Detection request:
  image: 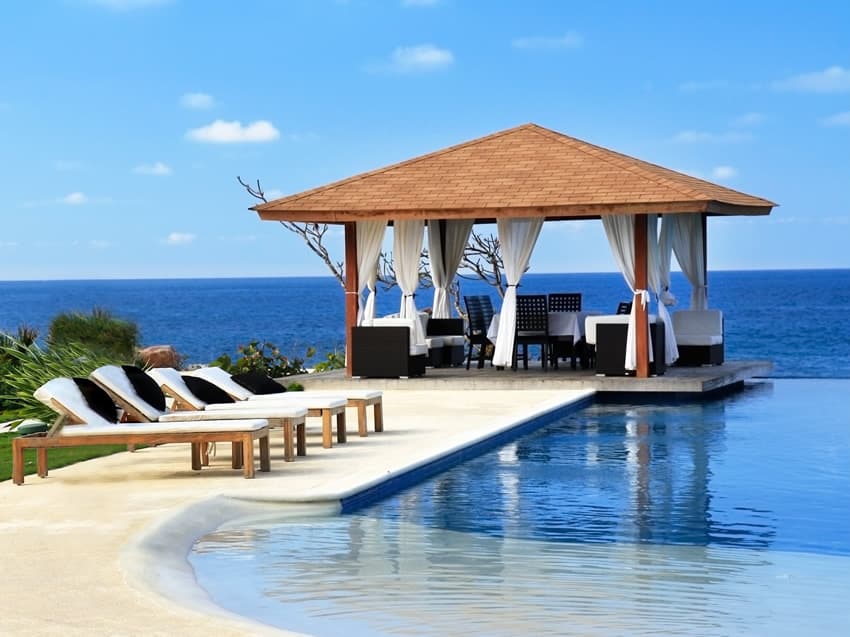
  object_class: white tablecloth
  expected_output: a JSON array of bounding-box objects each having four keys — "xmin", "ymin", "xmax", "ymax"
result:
[{"xmin": 488, "ymin": 311, "xmax": 596, "ymax": 342}]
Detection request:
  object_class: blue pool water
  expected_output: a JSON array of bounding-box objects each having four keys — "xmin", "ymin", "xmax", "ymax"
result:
[{"xmin": 190, "ymin": 379, "xmax": 850, "ymax": 635}]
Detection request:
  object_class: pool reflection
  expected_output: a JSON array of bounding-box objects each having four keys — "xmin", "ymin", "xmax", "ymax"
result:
[{"xmin": 367, "ymin": 394, "xmax": 777, "ymax": 551}]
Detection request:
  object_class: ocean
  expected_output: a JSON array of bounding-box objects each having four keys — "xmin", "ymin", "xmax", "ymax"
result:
[{"xmin": 0, "ymin": 269, "xmax": 847, "ymax": 378}]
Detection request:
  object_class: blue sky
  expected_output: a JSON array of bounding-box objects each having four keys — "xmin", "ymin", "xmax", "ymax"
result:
[{"xmin": 1, "ymin": 0, "xmax": 848, "ymax": 280}]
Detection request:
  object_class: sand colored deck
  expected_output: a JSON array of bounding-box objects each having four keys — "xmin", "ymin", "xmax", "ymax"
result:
[{"xmin": 0, "ymin": 389, "xmax": 591, "ymax": 636}]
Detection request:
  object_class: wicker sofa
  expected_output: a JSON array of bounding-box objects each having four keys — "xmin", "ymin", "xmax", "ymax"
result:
[
  {"xmin": 352, "ymin": 317, "xmax": 427, "ymax": 378},
  {"xmin": 672, "ymin": 309, "xmax": 724, "ymax": 366}
]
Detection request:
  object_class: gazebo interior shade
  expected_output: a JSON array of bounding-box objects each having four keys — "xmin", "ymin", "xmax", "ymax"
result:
[{"xmin": 254, "ymin": 123, "xmax": 775, "ymax": 225}]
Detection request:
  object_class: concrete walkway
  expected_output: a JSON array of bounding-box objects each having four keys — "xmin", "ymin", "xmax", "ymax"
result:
[{"xmin": 0, "ymin": 388, "xmax": 592, "ymax": 636}]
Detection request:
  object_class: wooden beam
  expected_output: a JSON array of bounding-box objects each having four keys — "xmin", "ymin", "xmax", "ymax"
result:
[
  {"xmin": 344, "ymin": 222, "xmax": 359, "ymax": 377},
  {"xmin": 701, "ymin": 213, "xmax": 708, "ymax": 307},
  {"xmin": 634, "ymin": 214, "xmax": 649, "ymax": 378}
]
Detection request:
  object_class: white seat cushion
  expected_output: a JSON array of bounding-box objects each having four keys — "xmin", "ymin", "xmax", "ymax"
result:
[
  {"xmin": 249, "ymin": 389, "xmax": 383, "ymax": 401},
  {"xmin": 60, "ymin": 419, "xmax": 268, "ymax": 436},
  {"xmin": 676, "ymin": 334, "xmax": 723, "ymax": 346},
  {"xmin": 161, "ymin": 406, "xmax": 306, "ymax": 421},
  {"xmin": 672, "ymin": 310, "xmax": 724, "ymax": 345},
  {"xmin": 203, "ymin": 393, "xmax": 344, "ymax": 411},
  {"xmin": 584, "ymin": 314, "xmax": 658, "ymax": 346},
  {"xmin": 425, "ymin": 336, "xmax": 447, "ymax": 348}
]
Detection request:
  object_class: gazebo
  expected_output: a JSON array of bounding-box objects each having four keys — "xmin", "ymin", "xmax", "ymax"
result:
[{"xmin": 253, "ymin": 123, "xmax": 775, "ymax": 378}]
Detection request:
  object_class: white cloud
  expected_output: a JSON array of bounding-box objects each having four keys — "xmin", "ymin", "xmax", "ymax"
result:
[
  {"xmin": 711, "ymin": 166, "xmax": 737, "ymax": 180},
  {"xmin": 85, "ymin": 0, "xmax": 173, "ymax": 10},
  {"xmin": 822, "ymin": 111, "xmax": 850, "ymax": 127},
  {"xmin": 773, "ymin": 65, "xmax": 850, "ymax": 93},
  {"xmin": 401, "ymin": 0, "xmax": 439, "ymax": 6},
  {"xmin": 62, "ymin": 192, "xmax": 88, "ymax": 205},
  {"xmin": 164, "ymin": 232, "xmax": 196, "ymax": 245},
  {"xmin": 511, "ymin": 31, "xmax": 583, "ymax": 50},
  {"xmin": 733, "ymin": 112, "xmax": 764, "ymax": 127},
  {"xmin": 186, "ymin": 119, "xmax": 280, "ymax": 143},
  {"xmin": 678, "ymin": 79, "xmax": 728, "ymax": 92},
  {"xmin": 264, "ymin": 189, "xmax": 284, "ymax": 200},
  {"xmin": 89, "ymin": 240, "xmax": 111, "ymax": 248},
  {"xmin": 671, "ymin": 130, "xmax": 753, "ymax": 143},
  {"xmin": 180, "ymin": 92, "xmax": 215, "ymax": 109},
  {"xmin": 370, "ymin": 44, "xmax": 454, "ymax": 73},
  {"xmin": 133, "ymin": 161, "xmax": 172, "ymax": 176}
]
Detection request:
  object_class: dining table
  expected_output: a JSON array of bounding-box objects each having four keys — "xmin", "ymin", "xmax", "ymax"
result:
[{"xmin": 487, "ymin": 311, "xmax": 599, "ymax": 345}]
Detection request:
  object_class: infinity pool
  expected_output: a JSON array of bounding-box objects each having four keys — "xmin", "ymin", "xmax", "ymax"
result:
[{"xmin": 190, "ymin": 380, "xmax": 850, "ymax": 635}]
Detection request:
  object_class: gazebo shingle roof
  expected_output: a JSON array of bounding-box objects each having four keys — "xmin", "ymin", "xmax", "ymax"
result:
[{"xmin": 254, "ymin": 123, "xmax": 775, "ymax": 223}]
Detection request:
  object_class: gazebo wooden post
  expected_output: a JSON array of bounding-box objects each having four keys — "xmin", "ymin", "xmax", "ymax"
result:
[
  {"xmin": 634, "ymin": 214, "xmax": 650, "ymax": 378},
  {"xmin": 344, "ymin": 222, "xmax": 359, "ymax": 377},
  {"xmin": 702, "ymin": 213, "xmax": 708, "ymax": 306}
]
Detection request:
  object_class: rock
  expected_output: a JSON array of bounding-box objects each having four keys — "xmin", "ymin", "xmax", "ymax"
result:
[{"xmin": 137, "ymin": 345, "xmax": 182, "ymax": 369}]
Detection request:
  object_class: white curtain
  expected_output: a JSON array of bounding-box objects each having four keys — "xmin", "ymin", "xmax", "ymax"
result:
[
  {"xmin": 658, "ymin": 216, "xmax": 678, "ymax": 308},
  {"xmin": 601, "ymin": 215, "xmax": 650, "ymax": 371},
  {"xmin": 428, "ymin": 219, "xmax": 474, "ymax": 319},
  {"xmin": 667, "ymin": 213, "xmax": 707, "ymax": 309},
  {"xmin": 647, "ymin": 215, "xmax": 678, "ymax": 365},
  {"xmin": 492, "ymin": 217, "xmax": 544, "ymax": 368},
  {"xmin": 394, "ymin": 219, "xmax": 426, "ymax": 344},
  {"xmin": 356, "ymin": 220, "xmax": 387, "ymax": 325}
]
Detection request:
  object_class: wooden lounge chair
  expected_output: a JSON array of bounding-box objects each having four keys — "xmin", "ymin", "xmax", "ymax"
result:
[
  {"xmin": 89, "ymin": 365, "xmax": 308, "ymax": 460},
  {"xmin": 12, "ymin": 377, "xmax": 270, "ymax": 485},
  {"xmin": 185, "ymin": 366, "xmax": 384, "ymax": 440}
]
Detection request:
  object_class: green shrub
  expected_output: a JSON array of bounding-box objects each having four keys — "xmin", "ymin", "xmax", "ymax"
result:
[
  {"xmin": 0, "ymin": 339, "xmax": 114, "ymax": 425},
  {"xmin": 312, "ymin": 348, "xmax": 346, "ymax": 372},
  {"xmin": 212, "ymin": 341, "xmax": 308, "ymax": 378},
  {"xmin": 49, "ymin": 307, "xmax": 138, "ymax": 361}
]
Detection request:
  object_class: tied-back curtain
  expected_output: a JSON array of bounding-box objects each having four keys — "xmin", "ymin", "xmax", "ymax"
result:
[
  {"xmin": 647, "ymin": 215, "xmax": 678, "ymax": 365},
  {"xmin": 356, "ymin": 220, "xmax": 387, "ymax": 325},
  {"xmin": 428, "ymin": 219, "xmax": 473, "ymax": 319},
  {"xmin": 492, "ymin": 217, "xmax": 544, "ymax": 368},
  {"xmin": 394, "ymin": 219, "xmax": 426, "ymax": 344},
  {"xmin": 668, "ymin": 213, "xmax": 707, "ymax": 309},
  {"xmin": 601, "ymin": 215, "xmax": 650, "ymax": 371}
]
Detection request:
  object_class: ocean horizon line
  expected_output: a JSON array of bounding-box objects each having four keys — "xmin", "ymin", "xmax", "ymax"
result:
[{"xmin": 1, "ymin": 266, "xmax": 848, "ymax": 285}]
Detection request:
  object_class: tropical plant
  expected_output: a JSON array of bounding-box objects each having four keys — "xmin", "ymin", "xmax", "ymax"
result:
[
  {"xmin": 49, "ymin": 307, "xmax": 139, "ymax": 361},
  {"xmin": 0, "ymin": 339, "xmax": 114, "ymax": 425},
  {"xmin": 311, "ymin": 348, "xmax": 346, "ymax": 372},
  {"xmin": 213, "ymin": 341, "xmax": 308, "ymax": 378}
]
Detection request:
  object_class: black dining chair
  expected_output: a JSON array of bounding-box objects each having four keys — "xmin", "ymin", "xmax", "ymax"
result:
[
  {"xmin": 463, "ymin": 295, "xmax": 495, "ymax": 369},
  {"xmin": 548, "ymin": 292, "xmax": 582, "ymax": 313},
  {"xmin": 548, "ymin": 293, "xmax": 582, "ymax": 369},
  {"xmin": 514, "ymin": 294, "xmax": 550, "ymax": 371}
]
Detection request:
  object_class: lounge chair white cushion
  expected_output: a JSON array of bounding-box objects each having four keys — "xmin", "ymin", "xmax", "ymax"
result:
[
  {"xmin": 672, "ymin": 310, "xmax": 724, "ymax": 346},
  {"xmin": 249, "ymin": 389, "xmax": 383, "ymax": 401},
  {"xmin": 185, "ymin": 366, "xmax": 254, "ymax": 401},
  {"xmin": 203, "ymin": 394, "xmax": 344, "ymax": 412},
  {"xmin": 159, "ymin": 406, "xmax": 306, "ymax": 422},
  {"xmin": 147, "ymin": 367, "xmax": 207, "ymax": 410},
  {"xmin": 91, "ymin": 365, "xmax": 167, "ymax": 422},
  {"xmin": 35, "ymin": 378, "xmax": 115, "ymax": 427},
  {"xmin": 60, "ymin": 419, "xmax": 268, "ymax": 436},
  {"xmin": 35, "ymin": 377, "xmax": 270, "ymax": 433}
]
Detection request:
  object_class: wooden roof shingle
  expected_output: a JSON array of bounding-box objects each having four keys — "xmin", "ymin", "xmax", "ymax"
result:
[{"xmin": 254, "ymin": 123, "xmax": 775, "ymax": 223}]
